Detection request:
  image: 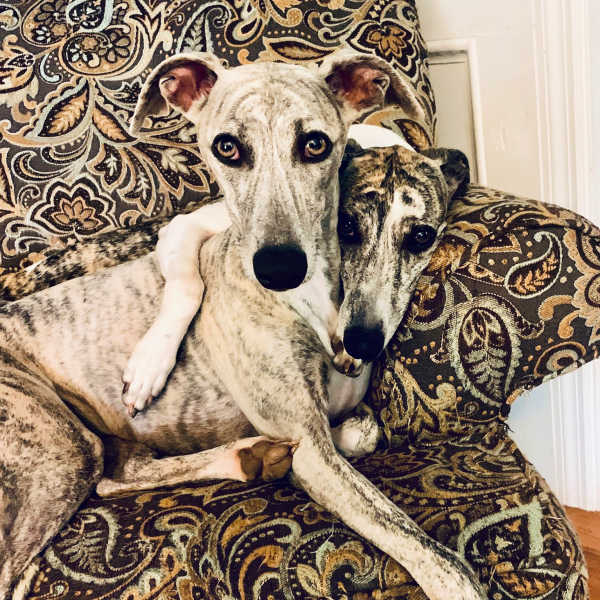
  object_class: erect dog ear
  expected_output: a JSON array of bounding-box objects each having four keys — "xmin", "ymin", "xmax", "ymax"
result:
[
  {"xmin": 130, "ymin": 53, "xmax": 225, "ymax": 135},
  {"xmin": 319, "ymin": 50, "xmax": 425, "ymax": 126},
  {"xmin": 420, "ymin": 148, "xmax": 470, "ymax": 200}
]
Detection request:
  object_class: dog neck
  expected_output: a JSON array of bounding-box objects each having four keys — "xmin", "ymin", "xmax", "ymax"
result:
[
  {"xmin": 279, "ymin": 231, "xmax": 340, "ymax": 357},
  {"xmin": 200, "ymin": 224, "xmax": 341, "ymax": 358}
]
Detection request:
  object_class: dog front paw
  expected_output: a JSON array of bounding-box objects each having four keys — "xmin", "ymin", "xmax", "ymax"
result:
[
  {"xmin": 331, "ymin": 335, "xmax": 363, "ymax": 377},
  {"xmin": 122, "ymin": 326, "xmax": 179, "ymax": 417}
]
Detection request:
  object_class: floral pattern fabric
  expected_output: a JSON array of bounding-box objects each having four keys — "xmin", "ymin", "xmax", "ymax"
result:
[
  {"xmin": 24, "ymin": 186, "xmax": 598, "ymax": 600},
  {"xmin": 3, "ymin": 0, "xmax": 598, "ymax": 597},
  {"xmin": 369, "ymin": 186, "xmax": 600, "ymax": 448},
  {"xmin": 25, "ymin": 431, "xmax": 588, "ymax": 600},
  {"xmin": 0, "ymin": 0, "xmax": 434, "ymax": 271}
]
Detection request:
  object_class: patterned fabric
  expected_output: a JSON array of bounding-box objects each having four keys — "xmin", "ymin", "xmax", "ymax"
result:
[
  {"xmin": 0, "ymin": 0, "xmax": 434, "ymax": 271},
  {"xmin": 369, "ymin": 185, "xmax": 600, "ymax": 447},
  {"xmin": 3, "ymin": 0, "xmax": 598, "ymax": 597},
  {"xmin": 25, "ymin": 430, "xmax": 587, "ymax": 600},
  {"xmin": 24, "ymin": 186, "xmax": 597, "ymax": 600}
]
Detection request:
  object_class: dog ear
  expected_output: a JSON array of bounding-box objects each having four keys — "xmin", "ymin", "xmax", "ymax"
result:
[
  {"xmin": 339, "ymin": 138, "xmax": 365, "ymax": 174},
  {"xmin": 130, "ymin": 53, "xmax": 225, "ymax": 135},
  {"xmin": 420, "ymin": 148, "xmax": 470, "ymax": 199},
  {"xmin": 320, "ymin": 50, "xmax": 425, "ymax": 125}
]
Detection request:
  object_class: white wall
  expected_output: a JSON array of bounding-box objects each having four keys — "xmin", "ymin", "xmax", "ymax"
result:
[{"xmin": 592, "ymin": 3, "xmax": 600, "ymax": 202}]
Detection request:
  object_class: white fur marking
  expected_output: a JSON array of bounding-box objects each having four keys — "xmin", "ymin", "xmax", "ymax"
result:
[
  {"xmin": 327, "ymin": 365, "xmax": 372, "ymax": 419},
  {"xmin": 282, "ymin": 255, "xmax": 337, "ymax": 356},
  {"xmin": 122, "ymin": 202, "xmax": 230, "ymax": 410},
  {"xmin": 389, "ymin": 188, "xmax": 426, "ymax": 223}
]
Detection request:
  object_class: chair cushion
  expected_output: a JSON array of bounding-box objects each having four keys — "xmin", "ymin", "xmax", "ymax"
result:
[
  {"xmin": 367, "ymin": 185, "xmax": 600, "ymax": 447},
  {"xmin": 25, "ymin": 427, "xmax": 587, "ymax": 599},
  {"xmin": 0, "ymin": 0, "xmax": 433, "ymax": 271}
]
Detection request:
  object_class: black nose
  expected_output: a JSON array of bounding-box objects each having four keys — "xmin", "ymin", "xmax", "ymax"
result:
[
  {"xmin": 343, "ymin": 326, "xmax": 384, "ymax": 361},
  {"xmin": 252, "ymin": 245, "xmax": 308, "ymax": 291}
]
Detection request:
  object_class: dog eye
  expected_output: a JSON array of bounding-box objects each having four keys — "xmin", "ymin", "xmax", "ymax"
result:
[
  {"xmin": 212, "ymin": 134, "xmax": 242, "ymax": 165},
  {"xmin": 338, "ymin": 213, "xmax": 361, "ymax": 244},
  {"xmin": 300, "ymin": 131, "xmax": 332, "ymax": 162},
  {"xmin": 403, "ymin": 225, "xmax": 437, "ymax": 254}
]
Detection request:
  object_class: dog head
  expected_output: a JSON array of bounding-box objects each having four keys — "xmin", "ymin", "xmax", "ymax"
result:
[
  {"xmin": 131, "ymin": 51, "xmax": 424, "ymax": 292},
  {"xmin": 336, "ymin": 145, "xmax": 469, "ymax": 362}
]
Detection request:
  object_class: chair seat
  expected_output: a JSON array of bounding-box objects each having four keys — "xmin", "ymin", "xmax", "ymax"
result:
[{"xmin": 26, "ymin": 428, "xmax": 587, "ymax": 600}]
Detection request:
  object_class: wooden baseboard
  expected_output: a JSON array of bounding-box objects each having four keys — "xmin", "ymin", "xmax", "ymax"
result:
[{"xmin": 565, "ymin": 507, "xmax": 600, "ymax": 597}]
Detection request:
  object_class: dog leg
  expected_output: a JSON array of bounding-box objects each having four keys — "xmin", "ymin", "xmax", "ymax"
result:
[
  {"xmin": 331, "ymin": 333, "xmax": 364, "ymax": 377},
  {"xmin": 122, "ymin": 202, "xmax": 231, "ymax": 414},
  {"xmin": 121, "ymin": 278, "xmax": 203, "ymax": 415},
  {"xmin": 96, "ymin": 435, "xmax": 296, "ymax": 497},
  {"xmin": 289, "ymin": 416, "xmax": 486, "ymax": 600},
  {"xmin": 0, "ymin": 359, "xmax": 104, "ymax": 599}
]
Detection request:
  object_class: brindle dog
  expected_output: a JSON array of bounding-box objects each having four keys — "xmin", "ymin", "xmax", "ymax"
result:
[{"xmin": 0, "ymin": 51, "xmax": 481, "ymax": 600}]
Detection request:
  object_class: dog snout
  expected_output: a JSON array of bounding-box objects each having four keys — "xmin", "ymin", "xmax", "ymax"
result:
[
  {"xmin": 252, "ymin": 245, "xmax": 308, "ymax": 291},
  {"xmin": 343, "ymin": 325, "xmax": 384, "ymax": 361}
]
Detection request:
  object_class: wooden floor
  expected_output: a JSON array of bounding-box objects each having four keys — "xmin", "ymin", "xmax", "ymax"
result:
[{"xmin": 565, "ymin": 507, "xmax": 600, "ymax": 598}]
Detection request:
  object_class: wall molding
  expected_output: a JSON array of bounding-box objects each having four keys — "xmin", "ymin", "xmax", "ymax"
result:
[
  {"xmin": 532, "ymin": 0, "xmax": 599, "ymax": 510},
  {"xmin": 427, "ymin": 38, "xmax": 487, "ymax": 185}
]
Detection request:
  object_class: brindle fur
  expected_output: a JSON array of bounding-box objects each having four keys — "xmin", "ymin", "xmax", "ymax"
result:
[
  {"xmin": 0, "ymin": 219, "xmax": 166, "ymax": 303},
  {"xmin": 0, "ymin": 52, "xmax": 483, "ymax": 600},
  {"xmin": 0, "ymin": 148, "xmax": 474, "ymax": 600},
  {"xmin": 336, "ymin": 146, "xmax": 469, "ymax": 348}
]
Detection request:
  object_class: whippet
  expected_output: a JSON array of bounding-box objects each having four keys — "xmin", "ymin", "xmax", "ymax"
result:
[
  {"xmin": 118, "ymin": 124, "xmax": 415, "ymax": 415},
  {"xmin": 0, "ymin": 51, "xmax": 483, "ymax": 600}
]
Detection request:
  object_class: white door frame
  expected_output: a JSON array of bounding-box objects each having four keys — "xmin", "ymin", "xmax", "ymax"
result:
[
  {"xmin": 531, "ymin": 0, "xmax": 599, "ymax": 510},
  {"xmin": 427, "ymin": 38, "xmax": 487, "ymax": 185}
]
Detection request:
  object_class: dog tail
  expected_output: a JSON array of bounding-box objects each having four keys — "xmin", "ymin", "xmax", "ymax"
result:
[{"xmin": 0, "ymin": 218, "xmax": 169, "ymax": 303}]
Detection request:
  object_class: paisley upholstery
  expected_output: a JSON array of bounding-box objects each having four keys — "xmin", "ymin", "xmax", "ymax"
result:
[
  {"xmin": 24, "ymin": 432, "xmax": 588, "ymax": 600},
  {"xmin": 2, "ymin": 0, "xmax": 597, "ymax": 598},
  {"xmin": 370, "ymin": 186, "xmax": 600, "ymax": 447},
  {"xmin": 24, "ymin": 187, "xmax": 598, "ymax": 600},
  {"xmin": 0, "ymin": 0, "xmax": 434, "ymax": 271}
]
